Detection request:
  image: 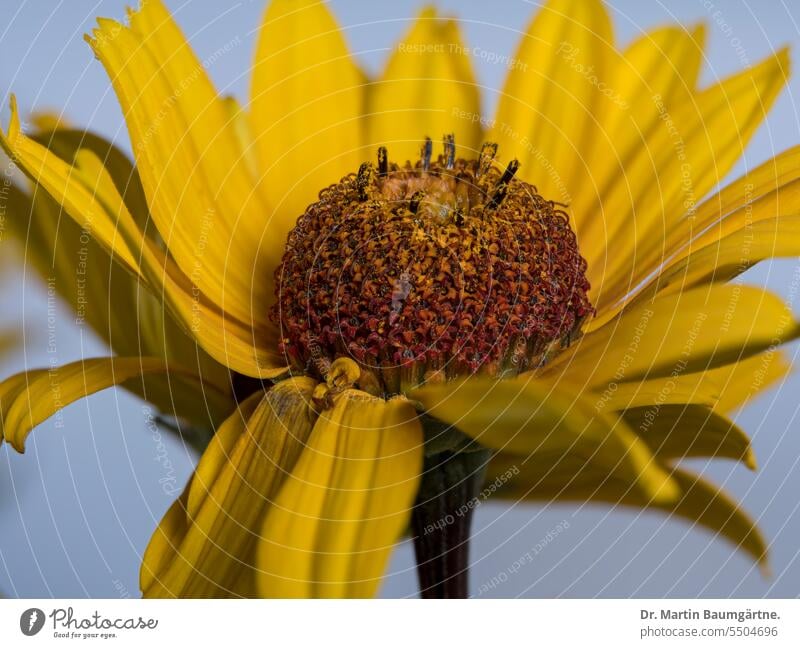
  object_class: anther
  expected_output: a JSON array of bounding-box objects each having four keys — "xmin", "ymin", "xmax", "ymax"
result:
[
  {"xmin": 488, "ymin": 159, "xmax": 520, "ymax": 209},
  {"xmin": 478, "ymin": 142, "xmax": 498, "ymax": 176},
  {"xmin": 327, "ymin": 357, "xmax": 361, "ymax": 389},
  {"xmin": 443, "ymin": 133, "xmax": 455, "ymax": 169},
  {"xmin": 377, "ymin": 146, "xmax": 389, "ymax": 177},
  {"xmin": 421, "ymin": 137, "xmax": 433, "ymax": 171},
  {"xmin": 357, "ymin": 162, "xmax": 372, "ymax": 201}
]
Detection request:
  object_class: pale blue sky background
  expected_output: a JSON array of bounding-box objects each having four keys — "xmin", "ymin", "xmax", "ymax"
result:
[{"xmin": 1, "ymin": 0, "xmax": 799, "ymax": 598}]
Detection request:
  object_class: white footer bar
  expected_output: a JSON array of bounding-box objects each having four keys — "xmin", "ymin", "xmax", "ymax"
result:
[{"xmin": 1, "ymin": 599, "xmax": 797, "ymax": 647}]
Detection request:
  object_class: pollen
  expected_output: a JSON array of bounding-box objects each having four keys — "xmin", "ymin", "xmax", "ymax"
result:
[{"xmin": 271, "ymin": 137, "xmax": 593, "ymax": 395}]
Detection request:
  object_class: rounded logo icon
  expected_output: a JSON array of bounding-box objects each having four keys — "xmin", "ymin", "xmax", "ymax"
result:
[{"xmin": 20, "ymin": 608, "xmax": 45, "ymax": 636}]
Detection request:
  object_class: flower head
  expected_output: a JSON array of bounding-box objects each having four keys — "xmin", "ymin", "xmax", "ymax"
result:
[
  {"xmin": 274, "ymin": 143, "xmax": 593, "ymax": 388},
  {"xmin": 0, "ymin": 0, "xmax": 797, "ymax": 597}
]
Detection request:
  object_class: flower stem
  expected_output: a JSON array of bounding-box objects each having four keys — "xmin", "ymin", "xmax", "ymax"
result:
[{"xmin": 411, "ymin": 449, "xmax": 490, "ymax": 598}]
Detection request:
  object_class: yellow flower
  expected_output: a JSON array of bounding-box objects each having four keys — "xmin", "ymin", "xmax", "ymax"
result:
[{"xmin": 0, "ymin": 0, "xmax": 797, "ymax": 597}]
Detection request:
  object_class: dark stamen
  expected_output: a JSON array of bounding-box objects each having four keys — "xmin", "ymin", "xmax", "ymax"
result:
[
  {"xmin": 409, "ymin": 190, "xmax": 425, "ymax": 214},
  {"xmin": 377, "ymin": 146, "xmax": 389, "ymax": 177},
  {"xmin": 357, "ymin": 162, "xmax": 372, "ymax": 201},
  {"xmin": 487, "ymin": 159, "xmax": 520, "ymax": 209},
  {"xmin": 478, "ymin": 142, "xmax": 498, "ymax": 176},
  {"xmin": 422, "ymin": 137, "xmax": 433, "ymax": 171},
  {"xmin": 443, "ymin": 133, "xmax": 455, "ymax": 169}
]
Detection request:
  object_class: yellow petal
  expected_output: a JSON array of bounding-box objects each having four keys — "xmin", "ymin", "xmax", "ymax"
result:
[
  {"xmin": 258, "ymin": 390, "xmax": 423, "ymax": 597},
  {"xmin": 0, "ymin": 357, "xmax": 214, "ymax": 452},
  {"xmin": 28, "ymin": 110, "xmax": 72, "ymax": 132},
  {"xmin": 487, "ymin": 456, "xmax": 768, "ymax": 567},
  {"xmin": 368, "ymin": 7, "xmax": 481, "ymax": 164},
  {"xmin": 675, "ymin": 145, "xmax": 800, "ymax": 252},
  {"xmin": 31, "ymin": 127, "xmax": 150, "ymax": 226},
  {"xmin": 0, "ymin": 370, "xmax": 49, "ymax": 423},
  {"xmin": 490, "ymin": 0, "xmax": 614, "ymax": 201},
  {"xmin": 597, "ymin": 24, "xmax": 704, "ymax": 159},
  {"xmin": 664, "ymin": 470, "xmax": 769, "ymax": 569},
  {"xmin": 222, "ymin": 96, "xmax": 260, "ymax": 181},
  {"xmin": 140, "ymin": 487, "xmax": 191, "ymax": 595},
  {"xmin": 74, "ymin": 146, "xmax": 286, "ymax": 378},
  {"xmin": 593, "ymin": 49, "xmax": 790, "ymax": 309},
  {"xmin": 711, "ymin": 351, "xmax": 791, "ymax": 414},
  {"xmin": 141, "ymin": 378, "xmax": 318, "ymax": 598},
  {"xmin": 620, "ymin": 404, "xmax": 756, "ymax": 469},
  {"xmin": 1, "ymin": 103, "xmax": 286, "ymax": 378},
  {"xmin": 74, "ymin": 145, "xmax": 285, "ymax": 377},
  {"xmin": 589, "ymin": 350, "xmax": 790, "ymax": 419},
  {"xmin": 413, "ymin": 377, "xmax": 677, "ymax": 503},
  {"xmin": 576, "ymin": 24, "xmax": 705, "ymax": 251},
  {"xmin": 5, "ymin": 122, "xmax": 235, "ymax": 418},
  {"xmin": 250, "ymin": 0, "xmax": 365, "ymax": 259},
  {"xmin": 560, "ymin": 284, "xmax": 799, "ymax": 384},
  {"xmin": 591, "ymin": 147, "xmax": 800, "ymax": 328},
  {"xmin": 7, "ymin": 185, "xmax": 233, "ymax": 425},
  {"xmin": 641, "ymin": 216, "xmax": 800, "ymax": 303},
  {"xmin": 590, "ymin": 375, "xmax": 717, "ymax": 412},
  {"xmin": 0, "ymin": 96, "xmax": 138, "ymax": 273},
  {"xmin": 87, "ymin": 3, "xmax": 278, "ymax": 330}
]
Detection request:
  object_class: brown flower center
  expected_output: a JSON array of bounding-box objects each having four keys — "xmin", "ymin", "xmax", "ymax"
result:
[{"xmin": 271, "ymin": 138, "xmax": 593, "ymax": 395}]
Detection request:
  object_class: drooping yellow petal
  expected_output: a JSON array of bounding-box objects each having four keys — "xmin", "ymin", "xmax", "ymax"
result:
[
  {"xmin": 620, "ymin": 404, "xmax": 756, "ymax": 469},
  {"xmin": 258, "ymin": 390, "xmax": 423, "ymax": 597},
  {"xmin": 250, "ymin": 0, "xmax": 365, "ymax": 259},
  {"xmin": 5, "ymin": 121, "xmax": 236, "ymax": 417},
  {"xmin": 490, "ymin": 0, "xmax": 614, "ymax": 202},
  {"xmin": 142, "ymin": 378, "xmax": 317, "ymax": 598},
  {"xmin": 711, "ymin": 351, "xmax": 791, "ymax": 414},
  {"xmin": 368, "ymin": 7, "xmax": 481, "ymax": 164},
  {"xmin": 0, "ymin": 102, "xmax": 286, "ymax": 378},
  {"xmin": 7, "ymin": 183, "xmax": 234, "ymax": 425},
  {"xmin": 590, "ymin": 374, "xmax": 717, "ymax": 412},
  {"xmin": 31, "ymin": 127, "xmax": 150, "ymax": 226},
  {"xmin": 71, "ymin": 149, "xmax": 284, "ymax": 373},
  {"xmin": 0, "ymin": 370, "xmax": 49, "ymax": 424},
  {"xmin": 487, "ymin": 456, "xmax": 768, "ymax": 567},
  {"xmin": 588, "ymin": 350, "xmax": 790, "ymax": 427},
  {"xmin": 413, "ymin": 377, "xmax": 677, "ymax": 503},
  {"xmin": 87, "ymin": 2, "xmax": 279, "ymax": 330},
  {"xmin": 28, "ymin": 110, "xmax": 72, "ymax": 132},
  {"xmin": 560, "ymin": 284, "xmax": 798, "ymax": 385},
  {"xmin": 0, "ymin": 357, "xmax": 215, "ymax": 452},
  {"xmin": 592, "ymin": 49, "xmax": 790, "ymax": 309},
  {"xmin": 0, "ymin": 96, "xmax": 138, "ymax": 273}
]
